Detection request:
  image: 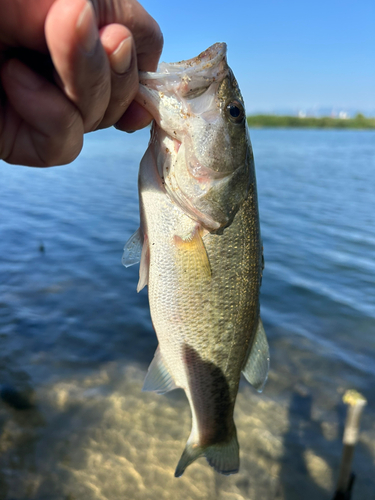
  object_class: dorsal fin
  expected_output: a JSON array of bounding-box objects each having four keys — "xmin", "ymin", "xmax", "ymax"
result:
[{"xmin": 242, "ymin": 318, "xmax": 270, "ymax": 393}]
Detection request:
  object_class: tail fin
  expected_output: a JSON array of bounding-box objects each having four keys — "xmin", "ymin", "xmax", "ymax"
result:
[
  {"xmin": 205, "ymin": 434, "xmax": 239, "ymax": 476},
  {"xmin": 174, "ymin": 442, "xmax": 204, "ymax": 478},
  {"xmin": 174, "ymin": 430, "xmax": 239, "ymax": 477}
]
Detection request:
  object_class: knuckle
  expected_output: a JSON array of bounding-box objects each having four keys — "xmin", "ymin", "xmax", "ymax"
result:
[
  {"xmin": 57, "ymin": 101, "xmax": 82, "ymax": 134},
  {"xmin": 151, "ymin": 21, "xmax": 164, "ymax": 54},
  {"xmin": 42, "ymin": 136, "xmax": 83, "ymax": 167},
  {"xmin": 38, "ymin": 109, "xmax": 84, "ymax": 166},
  {"xmin": 140, "ymin": 23, "xmax": 164, "ymax": 58}
]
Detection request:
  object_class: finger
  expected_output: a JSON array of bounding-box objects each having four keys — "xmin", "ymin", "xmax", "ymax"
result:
[
  {"xmin": 0, "ymin": 0, "xmax": 54, "ymax": 51},
  {"xmin": 115, "ymin": 101, "xmax": 153, "ymax": 133},
  {"xmin": 91, "ymin": 0, "xmax": 164, "ymax": 71},
  {"xmin": 98, "ymin": 23, "xmax": 138, "ymax": 129},
  {"xmin": 0, "ymin": 59, "xmax": 83, "ymax": 166},
  {"xmin": 45, "ymin": 0, "xmax": 111, "ymax": 132}
]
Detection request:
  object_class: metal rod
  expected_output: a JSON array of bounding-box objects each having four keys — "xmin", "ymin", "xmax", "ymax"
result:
[{"xmin": 333, "ymin": 390, "xmax": 367, "ymax": 499}]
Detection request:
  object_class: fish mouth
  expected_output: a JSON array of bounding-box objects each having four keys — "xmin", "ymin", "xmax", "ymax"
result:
[
  {"xmin": 135, "ymin": 43, "xmax": 228, "ymax": 120},
  {"xmin": 139, "ymin": 42, "xmax": 227, "ymax": 82}
]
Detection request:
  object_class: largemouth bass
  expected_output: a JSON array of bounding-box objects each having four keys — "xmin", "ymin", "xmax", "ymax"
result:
[{"xmin": 123, "ymin": 43, "xmax": 269, "ymax": 477}]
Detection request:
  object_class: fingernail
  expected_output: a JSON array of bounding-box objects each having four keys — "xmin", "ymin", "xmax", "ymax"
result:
[
  {"xmin": 6, "ymin": 60, "xmax": 44, "ymax": 91},
  {"xmin": 110, "ymin": 37, "xmax": 132, "ymax": 75},
  {"xmin": 76, "ymin": 1, "xmax": 98, "ymax": 54}
]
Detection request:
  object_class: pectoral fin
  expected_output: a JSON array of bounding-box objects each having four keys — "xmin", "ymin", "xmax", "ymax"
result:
[
  {"xmin": 137, "ymin": 234, "xmax": 150, "ymax": 292},
  {"xmin": 174, "ymin": 226, "xmax": 211, "ymax": 278},
  {"xmin": 242, "ymin": 318, "xmax": 270, "ymax": 393},
  {"xmin": 122, "ymin": 227, "xmax": 143, "ymax": 267},
  {"xmin": 122, "ymin": 228, "xmax": 149, "ymax": 292},
  {"xmin": 143, "ymin": 347, "xmax": 178, "ymax": 394}
]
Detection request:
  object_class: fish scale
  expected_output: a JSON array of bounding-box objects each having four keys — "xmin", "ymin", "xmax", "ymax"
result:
[{"xmin": 123, "ymin": 43, "xmax": 269, "ymax": 477}]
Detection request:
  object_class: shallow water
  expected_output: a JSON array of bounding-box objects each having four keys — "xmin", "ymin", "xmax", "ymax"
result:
[{"xmin": 0, "ymin": 128, "xmax": 374, "ymax": 499}]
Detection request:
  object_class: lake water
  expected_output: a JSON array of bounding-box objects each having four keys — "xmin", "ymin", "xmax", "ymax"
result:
[{"xmin": 0, "ymin": 128, "xmax": 374, "ymax": 500}]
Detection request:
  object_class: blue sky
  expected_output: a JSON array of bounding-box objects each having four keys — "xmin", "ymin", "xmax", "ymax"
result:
[{"xmin": 141, "ymin": 0, "xmax": 375, "ymax": 115}]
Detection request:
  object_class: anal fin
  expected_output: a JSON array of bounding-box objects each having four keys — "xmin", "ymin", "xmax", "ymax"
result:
[
  {"xmin": 242, "ymin": 318, "xmax": 270, "ymax": 393},
  {"xmin": 142, "ymin": 347, "xmax": 178, "ymax": 394}
]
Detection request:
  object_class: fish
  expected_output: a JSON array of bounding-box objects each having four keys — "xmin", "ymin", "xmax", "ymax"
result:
[{"xmin": 122, "ymin": 43, "xmax": 269, "ymax": 477}]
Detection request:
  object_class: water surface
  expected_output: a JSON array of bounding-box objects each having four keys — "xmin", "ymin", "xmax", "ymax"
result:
[{"xmin": 0, "ymin": 128, "xmax": 374, "ymax": 499}]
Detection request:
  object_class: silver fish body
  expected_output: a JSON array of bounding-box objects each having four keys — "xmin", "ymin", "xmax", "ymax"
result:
[{"xmin": 123, "ymin": 43, "xmax": 269, "ymax": 477}]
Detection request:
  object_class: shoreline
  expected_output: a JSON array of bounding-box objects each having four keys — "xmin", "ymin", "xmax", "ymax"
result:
[{"xmin": 246, "ymin": 114, "xmax": 375, "ymax": 129}]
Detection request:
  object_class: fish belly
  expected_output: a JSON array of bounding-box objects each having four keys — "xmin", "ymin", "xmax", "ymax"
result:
[{"xmin": 141, "ymin": 159, "xmax": 261, "ymax": 428}]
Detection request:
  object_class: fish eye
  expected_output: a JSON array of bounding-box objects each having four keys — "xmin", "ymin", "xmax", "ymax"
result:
[{"xmin": 226, "ymin": 101, "xmax": 245, "ymax": 123}]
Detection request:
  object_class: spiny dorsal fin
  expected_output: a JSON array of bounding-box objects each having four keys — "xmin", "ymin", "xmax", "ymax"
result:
[
  {"xmin": 122, "ymin": 227, "xmax": 143, "ymax": 267},
  {"xmin": 142, "ymin": 347, "xmax": 178, "ymax": 394},
  {"xmin": 242, "ymin": 318, "xmax": 270, "ymax": 393}
]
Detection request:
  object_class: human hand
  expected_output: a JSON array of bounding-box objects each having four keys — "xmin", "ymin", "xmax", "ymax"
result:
[{"xmin": 0, "ymin": 0, "xmax": 163, "ymax": 166}]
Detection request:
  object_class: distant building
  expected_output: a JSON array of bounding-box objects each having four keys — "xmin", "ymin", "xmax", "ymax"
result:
[
  {"xmin": 298, "ymin": 110, "xmax": 306, "ymax": 118},
  {"xmin": 339, "ymin": 111, "xmax": 349, "ymax": 119}
]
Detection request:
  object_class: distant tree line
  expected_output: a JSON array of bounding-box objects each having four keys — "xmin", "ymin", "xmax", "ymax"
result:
[{"xmin": 246, "ymin": 113, "xmax": 375, "ymax": 129}]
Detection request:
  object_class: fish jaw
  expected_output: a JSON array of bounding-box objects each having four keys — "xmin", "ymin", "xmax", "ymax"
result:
[
  {"xmin": 135, "ymin": 43, "xmax": 252, "ymax": 231},
  {"xmin": 135, "ymin": 42, "xmax": 228, "ymax": 137}
]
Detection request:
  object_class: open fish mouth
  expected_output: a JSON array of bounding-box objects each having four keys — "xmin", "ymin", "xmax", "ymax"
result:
[
  {"xmin": 135, "ymin": 43, "xmax": 229, "ymax": 120},
  {"xmin": 138, "ymin": 42, "xmax": 227, "ymax": 87}
]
